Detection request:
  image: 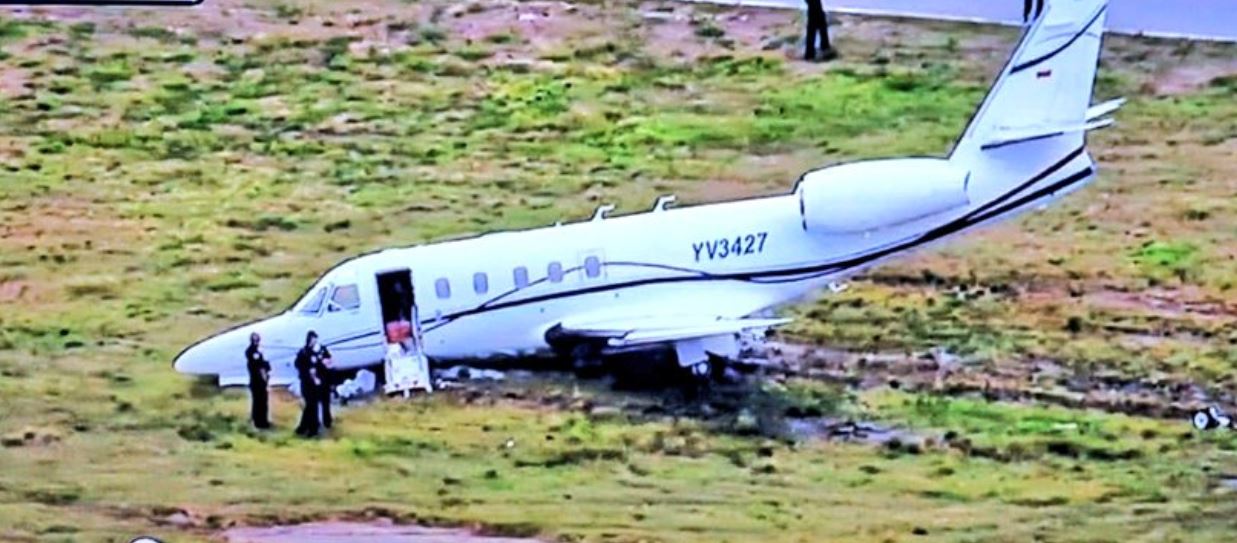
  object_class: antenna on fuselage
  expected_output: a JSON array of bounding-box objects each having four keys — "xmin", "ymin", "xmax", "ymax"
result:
[
  {"xmin": 591, "ymin": 204, "xmax": 615, "ymax": 221},
  {"xmin": 652, "ymin": 195, "xmax": 677, "ymax": 212}
]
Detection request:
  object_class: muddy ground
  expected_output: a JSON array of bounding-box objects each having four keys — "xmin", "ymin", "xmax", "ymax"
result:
[{"xmin": 425, "ymin": 334, "xmax": 1233, "ymax": 429}]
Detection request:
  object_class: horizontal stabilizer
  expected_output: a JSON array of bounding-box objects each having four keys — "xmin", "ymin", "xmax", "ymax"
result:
[
  {"xmin": 1086, "ymin": 97, "xmax": 1126, "ymax": 122},
  {"xmin": 981, "ymin": 118, "xmax": 1114, "ymax": 150}
]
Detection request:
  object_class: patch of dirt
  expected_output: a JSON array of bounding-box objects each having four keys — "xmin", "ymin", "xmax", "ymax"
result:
[
  {"xmin": 9, "ymin": 0, "xmax": 432, "ymax": 48},
  {"xmin": 637, "ymin": 3, "xmax": 762, "ymax": 63},
  {"xmin": 223, "ymin": 519, "xmax": 544, "ymax": 543},
  {"xmin": 446, "ymin": 1, "xmax": 531, "ymax": 43},
  {"xmin": 441, "ymin": 1, "xmax": 609, "ymax": 68},
  {"xmin": 714, "ymin": 7, "xmax": 797, "ymax": 49},
  {"xmin": 0, "ymin": 67, "xmax": 31, "ymax": 98},
  {"xmin": 1149, "ymin": 59, "xmax": 1237, "ymax": 96},
  {"xmin": 0, "ymin": 196, "xmax": 149, "ymax": 251},
  {"xmin": 0, "ymin": 280, "xmax": 30, "ymax": 303},
  {"xmin": 682, "ymin": 178, "xmax": 769, "ymax": 203},
  {"xmin": 1082, "ymin": 287, "xmax": 1237, "ymax": 322}
]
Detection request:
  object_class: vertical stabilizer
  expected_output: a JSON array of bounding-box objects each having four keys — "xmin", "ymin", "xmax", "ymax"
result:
[
  {"xmin": 952, "ymin": 0, "xmax": 1109, "ymax": 161},
  {"xmin": 950, "ymin": 0, "xmax": 1109, "ymax": 210}
]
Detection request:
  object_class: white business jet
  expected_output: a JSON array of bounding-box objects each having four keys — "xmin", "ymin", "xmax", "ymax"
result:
[{"xmin": 175, "ymin": 0, "xmax": 1122, "ymax": 387}]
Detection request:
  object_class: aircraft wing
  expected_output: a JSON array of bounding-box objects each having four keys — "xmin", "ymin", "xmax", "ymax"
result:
[{"xmin": 557, "ymin": 315, "xmax": 791, "ymax": 348}]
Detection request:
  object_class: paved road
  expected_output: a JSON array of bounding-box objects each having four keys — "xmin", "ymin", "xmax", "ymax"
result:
[{"xmin": 680, "ymin": 0, "xmax": 1237, "ymax": 42}]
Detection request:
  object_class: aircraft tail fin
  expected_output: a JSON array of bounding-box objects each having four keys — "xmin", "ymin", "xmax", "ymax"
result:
[
  {"xmin": 952, "ymin": 0, "xmax": 1111, "ymax": 161},
  {"xmin": 949, "ymin": 0, "xmax": 1112, "ymax": 208}
]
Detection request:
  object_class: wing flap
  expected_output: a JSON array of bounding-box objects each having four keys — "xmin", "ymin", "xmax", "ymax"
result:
[
  {"xmin": 557, "ymin": 315, "xmax": 790, "ymax": 348},
  {"xmin": 608, "ymin": 318, "xmax": 790, "ymax": 348}
]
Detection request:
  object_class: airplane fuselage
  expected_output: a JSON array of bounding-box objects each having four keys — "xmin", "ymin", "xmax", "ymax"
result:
[{"xmin": 174, "ymin": 0, "xmax": 1113, "ymax": 386}]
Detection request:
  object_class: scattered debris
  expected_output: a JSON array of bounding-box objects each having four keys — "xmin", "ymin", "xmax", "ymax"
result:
[
  {"xmin": 0, "ymin": 428, "xmax": 62, "ymax": 448},
  {"xmin": 337, "ymin": 370, "xmax": 378, "ymax": 401},
  {"xmin": 757, "ymin": 341, "xmax": 1235, "ymax": 421},
  {"xmin": 1219, "ymin": 476, "xmax": 1237, "ymax": 492},
  {"xmin": 436, "ymin": 366, "xmax": 507, "ymax": 384},
  {"xmin": 785, "ymin": 417, "xmax": 929, "ymax": 447}
]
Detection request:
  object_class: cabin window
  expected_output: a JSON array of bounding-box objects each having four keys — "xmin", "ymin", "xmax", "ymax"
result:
[
  {"xmin": 473, "ymin": 272, "xmax": 489, "ymax": 295},
  {"xmin": 584, "ymin": 256, "xmax": 602, "ymax": 279},
  {"xmin": 547, "ymin": 261, "xmax": 564, "ymax": 283},
  {"xmin": 435, "ymin": 278, "xmax": 451, "ymax": 299},
  {"xmin": 513, "ymin": 266, "xmax": 529, "ymax": 288},
  {"xmin": 298, "ymin": 287, "xmax": 327, "ymax": 315},
  {"xmin": 327, "ymin": 284, "xmax": 360, "ymax": 312}
]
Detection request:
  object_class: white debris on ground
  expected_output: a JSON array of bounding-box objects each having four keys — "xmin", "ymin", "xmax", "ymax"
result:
[
  {"xmin": 336, "ymin": 370, "xmax": 378, "ymax": 401},
  {"xmin": 436, "ymin": 366, "xmax": 507, "ymax": 385}
]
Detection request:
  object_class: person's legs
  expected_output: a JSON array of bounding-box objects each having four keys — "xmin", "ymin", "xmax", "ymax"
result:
[
  {"xmin": 296, "ymin": 386, "xmax": 319, "ymax": 437},
  {"xmin": 319, "ymin": 386, "xmax": 333, "ymax": 430},
  {"xmin": 818, "ymin": 12, "xmax": 835, "ymax": 59},
  {"xmin": 251, "ymin": 387, "xmax": 270, "ymax": 429},
  {"xmin": 804, "ymin": 13, "xmax": 819, "ymax": 60}
]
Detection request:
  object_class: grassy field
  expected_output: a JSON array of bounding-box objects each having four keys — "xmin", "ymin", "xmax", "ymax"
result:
[{"xmin": 0, "ymin": 0, "xmax": 1235, "ymax": 541}]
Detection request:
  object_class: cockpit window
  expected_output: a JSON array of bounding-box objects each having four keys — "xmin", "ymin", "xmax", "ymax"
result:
[
  {"xmin": 327, "ymin": 284, "xmax": 360, "ymax": 312},
  {"xmin": 299, "ymin": 287, "xmax": 327, "ymax": 315}
]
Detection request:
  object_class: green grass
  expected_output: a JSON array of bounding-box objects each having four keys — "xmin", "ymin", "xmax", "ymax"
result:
[{"xmin": 0, "ymin": 0, "xmax": 1235, "ymax": 540}]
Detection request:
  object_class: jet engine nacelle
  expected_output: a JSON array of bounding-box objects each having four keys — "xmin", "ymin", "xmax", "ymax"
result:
[{"xmin": 797, "ymin": 158, "xmax": 970, "ymax": 234}]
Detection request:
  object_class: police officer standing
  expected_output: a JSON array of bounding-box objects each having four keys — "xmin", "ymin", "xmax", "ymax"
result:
[
  {"xmin": 803, "ymin": 0, "xmax": 835, "ymax": 61},
  {"xmin": 1024, "ymin": 0, "xmax": 1045, "ymax": 22},
  {"xmin": 245, "ymin": 332, "xmax": 272, "ymax": 430},
  {"xmin": 294, "ymin": 331, "xmax": 322, "ymax": 437},
  {"xmin": 315, "ymin": 342, "xmax": 334, "ymax": 431}
]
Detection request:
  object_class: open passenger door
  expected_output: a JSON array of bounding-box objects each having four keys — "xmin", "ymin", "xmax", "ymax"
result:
[{"xmin": 375, "ymin": 269, "xmax": 432, "ymax": 395}]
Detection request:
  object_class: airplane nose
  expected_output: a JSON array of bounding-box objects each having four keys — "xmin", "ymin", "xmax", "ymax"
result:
[
  {"xmin": 173, "ymin": 339, "xmax": 225, "ymax": 375},
  {"xmin": 174, "ymin": 318, "xmax": 292, "ymax": 379},
  {"xmin": 174, "ymin": 325, "xmax": 256, "ymax": 376}
]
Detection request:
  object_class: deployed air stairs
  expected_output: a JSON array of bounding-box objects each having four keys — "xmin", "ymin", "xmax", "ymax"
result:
[{"xmin": 382, "ymin": 314, "xmax": 433, "ymax": 396}]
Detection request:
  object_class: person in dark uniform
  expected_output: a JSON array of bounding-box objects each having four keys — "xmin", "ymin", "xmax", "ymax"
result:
[
  {"xmin": 803, "ymin": 0, "xmax": 834, "ymax": 61},
  {"xmin": 245, "ymin": 332, "xmax": 272, "ymax": 430},
  {"xmin": 1024, "ymin": 0, "xmax": 1045, "ymax": 22},
  {"xmin": 391, "ymin": 281, "xmax": 411, "ymax": 322},
  {"xmin": 294, "ymin": 331, "xmax": 322, "ymax": 437},
  {"xmin": 314, "ymin": 343, "xmax": 334, "ymax": 431}
]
